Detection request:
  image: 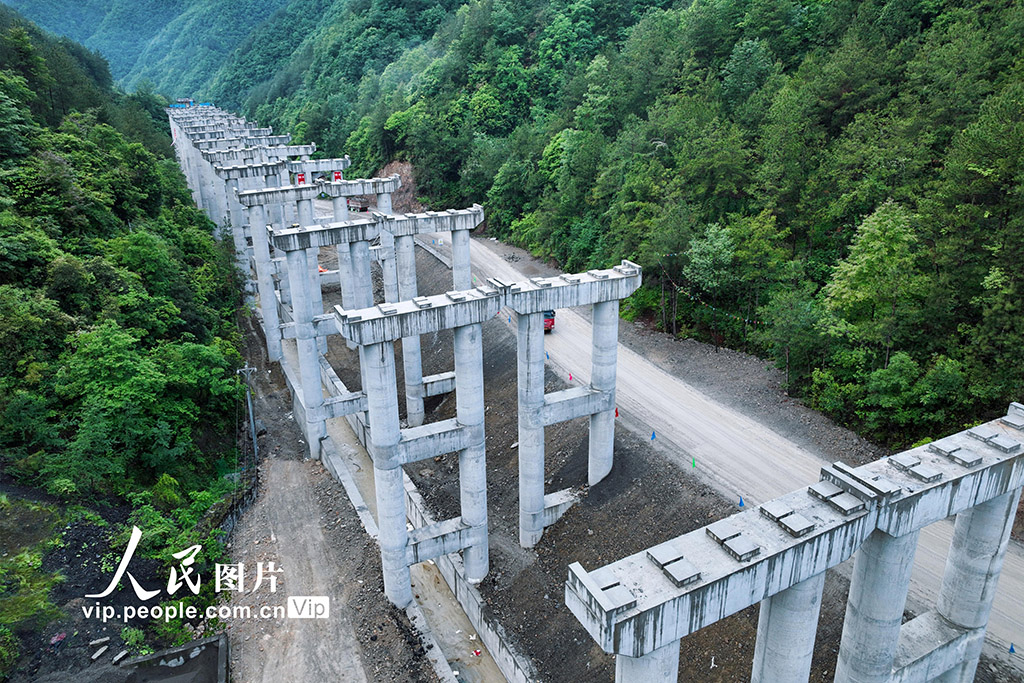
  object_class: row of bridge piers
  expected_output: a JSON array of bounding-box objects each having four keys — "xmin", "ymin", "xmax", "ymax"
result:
[
  {"xmin": 168, "ymin": 104, "xmax": 1023, "ymax": 683},
  {"xmin": 167, "ymin": 105, "xmax": 641, "ymax": 610}
]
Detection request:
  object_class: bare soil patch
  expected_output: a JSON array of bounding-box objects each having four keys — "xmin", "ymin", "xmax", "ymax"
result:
[{"xmin": 222, "ymin": 316, "xmax": 438, "ymax": 683}]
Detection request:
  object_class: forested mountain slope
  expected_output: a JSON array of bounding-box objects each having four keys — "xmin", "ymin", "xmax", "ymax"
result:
[
  {"xmin": 10, "ymin": 0, "xmax": 1022, "ymax": 445},
  {"xmin": 1, "ymin": 0, "xmax": 287, "ymax": 91},
  {"xmin": 1, "ymin": 7, "xmax": 242, "ymax": 674},
  {"xmin": 224, "ymin": 0, "xmax": 1024, "ymax": 445}
]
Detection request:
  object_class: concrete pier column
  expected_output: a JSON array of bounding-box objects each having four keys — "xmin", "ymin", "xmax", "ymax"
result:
[
  {"xmin": 181, "ymin": 142, "xmax": 201, "ymax": 206},
  {"xmin": 395, "ymin": 234, "xmax": 424, "ymax": 426},
  {"xmin": 359, "ymin": 341, "xmax": 412, "ymax": 608},
  {"xmin": 934, "ymin": 487, "xmax": 1023, "ymax": 682},
  {"xmin": 267, "ymin": 172, "xmax": 287, "ymax": 228},
  {"xmin": 202, "ymin": 158, "xmax": 225, "ymax": 230},
  {"xmin": 297, "ymin": 197, "xmax": 314, "ymax": 226},
  {"xmin": 614, "ymin": 640, "xmax": 679, "ymax": 682},
  {"xmin": 245, "ymin": 203, "xmax": 282, "ymax": 361},
  {"xmin": 379, "ymin": 231, "xmax": 400, "ymax": 303},
  {"xmin": 194, "ymin": 150, "xmax": 212, "ymax": 218},
  {"xmin": 589, "ymin": 299, "xmax": 618, "ymax": 486},
  {"xmin": 454, "ymin": 323, "xmax": 488, "ymax": 582},
  {"xmin": 751, "ymin": 571, "xmax": 825, "ymax": 683},
  {"xmin": 350, "ymin": 240, "xmax": 374, "ymax": 417},
  {"xmin": 279, "ymin": 170, "xmax": 296, "ymax": 225},
  {"xmin": 332, "ymin": 194, "xmax": 350, "ymax": 221},
  {"xmin": 331, "ymin": 194, "xmax": 355, "ymax": 308},
  {"xmin": 183, "ymin": 142, "xmax": 202, "ymax": 208},
  {"xmin": 377, "ymin": 192, "xmax": 393, "ymax": 215},
  {"xmin": 452, "ymin": 229, "xmax": 471, "ymax": 290},
  {"xmin": 285, "ymin": 248, "xmax": 325, "ymax": 459},
  {"xmin": 276, "ymin": 257, "xmax": 291, "ymax": 306},
  {"xmin": 234, "ymin": 176, "xmax": 256, "ymax": 278},
  {"xmin": 306, "ymin": 246, "xmax": 327, "ymax": 354},
  {"xmin": 350, "ymin": 241, "xmax": 373, "ymax": 308},
  {"xmin": 835, "ymin": 528, "xmax": 920, "ymax": 683},
  {"xmin": 296, "ymin": 197, "xmax": 326, "ymax": 353},
  {"xmin": 518, "ymin": 311, "xmax": 546, "ymax": 547},
  {"xmin": 224, "ymin": 177, "xmax": 249, "ymax": 282},
  {"xmin": 226, "ymin": 177, "xmax": 246, "ymax": 230},
  {"xmin": 336, "ymin": 242, "xmax": 355, "ymax": 309}
]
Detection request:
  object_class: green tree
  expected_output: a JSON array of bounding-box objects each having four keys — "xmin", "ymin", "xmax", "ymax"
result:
[
  {"xmin": 824, "ymin": 200, "xmax": 927, "ymax": 365},
  {"xmin": 684, "ymin": 222, "xmax": 736, "ymax": 347},
  {"xmin": 721, "ymin": 39, "xmax": 771, "ymax": 113},
  {"xmin": 754, "ymin": 281, "xmax": 824, "ymax": 390}
]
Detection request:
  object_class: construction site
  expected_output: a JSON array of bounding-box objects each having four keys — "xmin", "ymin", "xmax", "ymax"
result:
[{"xmin": 166, "ymin": 104, "xmax": 1024, "ymax": 683}]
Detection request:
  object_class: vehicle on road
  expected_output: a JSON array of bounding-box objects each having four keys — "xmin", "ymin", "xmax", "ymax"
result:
[{"xmin": 543, "ymin": 310, "xmax": 555, "ymax": 332}]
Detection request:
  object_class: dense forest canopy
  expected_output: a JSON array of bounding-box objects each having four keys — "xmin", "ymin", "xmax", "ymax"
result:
[
  {"xmin": 6, "ymin": 0, "xmax": 1024, "ymax": 444},
  {"xmin": 230, "ymin": 0, "xmax": 1024, "ymax": 445},
  {"xmin": 1, "ymin": 7, "xmax": 241, "ymax": 664},
  {"xmin": 2, "ymin": 0, "xmax": 289, "ymax": 90}
]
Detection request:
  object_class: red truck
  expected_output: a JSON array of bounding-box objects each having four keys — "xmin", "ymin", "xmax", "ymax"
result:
[{"xmin": 543, "ymin": 310, "xmax": 555, "ymax": 332}]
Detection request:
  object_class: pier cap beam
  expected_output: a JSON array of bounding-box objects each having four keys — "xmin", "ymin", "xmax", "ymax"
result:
[
  {"xmin": 334, "ymin": 287, "xmax": 503, "ymax": 345},
  {"xmin": 213, "ymin": 161, "xmax": 286, "ymax": 180},
  {"xmin": 378, "ymin": 205, "xmax": 484, "ymax": 236},
  {"xmin": 237, "ymin": 182, "xmax": 327, "ymax": 207},
  {"xmin": 565, "ymin": 414, "xmax": 1023, "ymax": 658},
  {"xmin": 287, "ymin": 156, "xmax": 351, "ymax": 174},
  {"xmin": 324, "ymin": 174, "xmax": 401, "ymax": 197},
  {"xmin": 504, "ymin": 261, "xmax": 641, "ymax": 312},
  {"xmin": 194, "ymin": 135, "xmax": 291, "ymax": 150},
  {"xmin": 269, "ymin": 218, "xmax": 380, "ymax": 251}
]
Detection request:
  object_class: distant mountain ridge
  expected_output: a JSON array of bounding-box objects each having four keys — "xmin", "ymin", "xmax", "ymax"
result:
[{"xmin": 2, "ymin": 0, "xmax": 287, "ymax": 93}]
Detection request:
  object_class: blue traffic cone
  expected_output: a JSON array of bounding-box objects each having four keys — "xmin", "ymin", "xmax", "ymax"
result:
[
  {"xmin": 739, "ymin": 497, "xmax": 745, "ymax": 508},
  {"xmin": 651, "ymin": 431, "xmax": 656, "ymax": 440},
  {"xmin": 1011, "ymin": 643, "xmax": 1016, "ymax": 654}
]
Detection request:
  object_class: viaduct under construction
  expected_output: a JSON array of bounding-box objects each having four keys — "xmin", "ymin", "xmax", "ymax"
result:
[{"xmin": 168, "ymin": 103, "xmax": 1023, "ymax": 683}]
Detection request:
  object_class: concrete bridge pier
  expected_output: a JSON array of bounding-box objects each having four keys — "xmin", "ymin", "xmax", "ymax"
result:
[
  {"xmin": 374, "ymin": 184, "xmax": 425, "ymax": 426},
  {"xmin": 934, "ymin": 487, "xmax": 1023, "ymax": 682},
  {"xmin": 379, "ymin": 230, "xmax": 400, "ymax": 303},
  {"xmin": 200, "ymin": 153, "xmax": 226, "ymax": 230},
  {"xmin": 190, "ymin": 142, "xmax": 211, "ymax": 218},
  {"xmin": 517, "ymin": 311, "xmax": 546, "ymax": 547},
  {"xmin": 588, "ymin": 299, "xmax": 618, "ymax": 486},
  {"xmin": 395, "ymin": 234, "xmax": 425, "ymax": 427},
  {"xmin": 242, "ymin": 202, "xmax": 282, "ymax": 361},
  {"xmin": 330, "ymin": 194, "xmax": 355, "ymax": 307},
  {"xmin": 615, "ymin": 641, "xmax": 679, "ymax": 681},
  {"xmin": 452, "ymin": 228, "xmax": 471, "ymax": 290},
  {"xmin": 751, "ymin": 571, "xmax": 826, "ymax": 682},
  {"xmin": 350, "ymin": 238, "xmax": 374, "ymax": 421},
  {"xmin": 510, "ymin": 263, "xmax": 641, "ymax": 548},
  {"xmin": 284, "ymin": 246, "xmax": 326, "ymax": 459},
  {"xmin": 360, "ymin": 339, "xmax": 414, "ymax": 607},
  {"xmin": 176, "ymin": 127, "xmax": 202, "ymax": 208},
  {"xmin": 296, "ymin": 195, "xmax": 327, "ymax": 354},
  {"xmin": 220, "ymin": 175, "xmax": 250, "ymax": 285},
  {"xmin": 835, "ymin": 528, "xmax": 921, "ymax": 683},
  {"xmin": 266, "ymin": 171, "xmax": 288, "ymax": 230},
  {"xmin": 455, "ymin": 321, "xmax": 488, "ymax": 582}
]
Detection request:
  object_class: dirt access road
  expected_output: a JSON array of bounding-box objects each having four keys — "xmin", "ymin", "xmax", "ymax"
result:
[
  {"xmin": 449, "ymin": 234, "xmax": 1023, "ymax": 665},
  {"xmin": 225, "ymin": 319, "xmax": 438, "ymax": 683}
]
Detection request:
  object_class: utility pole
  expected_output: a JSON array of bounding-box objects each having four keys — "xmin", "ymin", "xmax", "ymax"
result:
[{"xmin": 236, "ymin": 366, "xmax": 258, "ymax": 466}]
